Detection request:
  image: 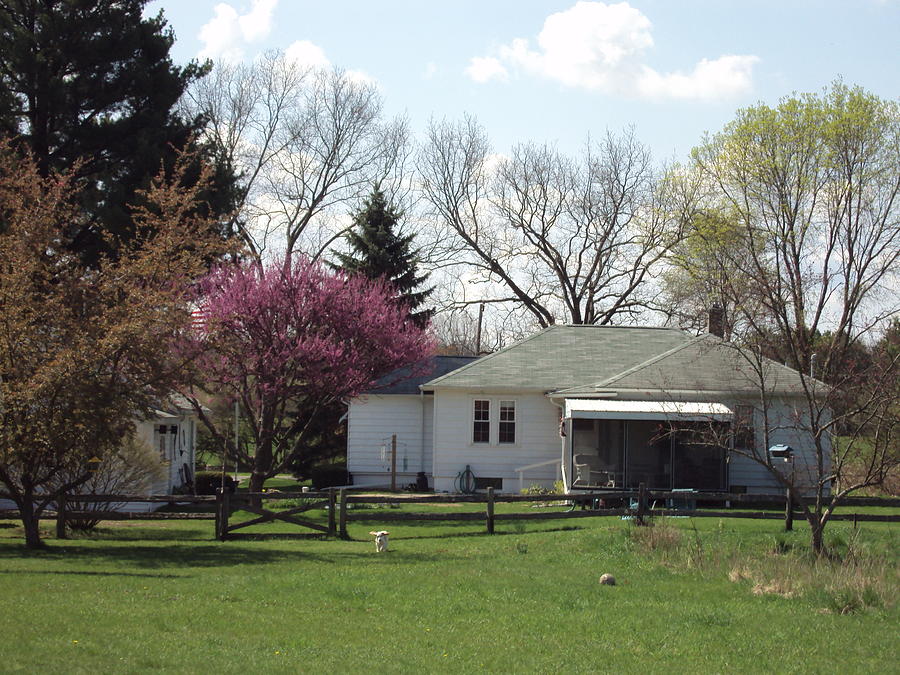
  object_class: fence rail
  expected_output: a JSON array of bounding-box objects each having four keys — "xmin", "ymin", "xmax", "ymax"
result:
[
  {"xmin": 1, "ymin": 488, "xmax": 898, "ymax": 541},
  {"xmin": 337, "ymin": 486, "xmax": 900, "ymax": 538}
]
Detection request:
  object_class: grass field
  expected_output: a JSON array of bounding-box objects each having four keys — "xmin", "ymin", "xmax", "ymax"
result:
[{"xmin": 0, "ymin": 501, "xmax": 897, "ymax": 674}]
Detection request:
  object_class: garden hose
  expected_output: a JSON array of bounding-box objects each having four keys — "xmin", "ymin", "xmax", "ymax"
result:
[{"xmin": 454, "ymin": 465, "xmax": 477, "ymax": 494}]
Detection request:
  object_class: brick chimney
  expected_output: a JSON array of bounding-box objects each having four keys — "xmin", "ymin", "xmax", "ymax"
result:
[{"xmin": 707, "ymin": 303, "xmax": 725, "ymax": 338}]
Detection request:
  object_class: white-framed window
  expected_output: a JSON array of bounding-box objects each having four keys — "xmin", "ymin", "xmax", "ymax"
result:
[
  {"xmin": 155, "ymin": 424, "xmax": 177, "ymax": 462},
  {"xmin": 499, "ymin": 400, "xmax": 516, "ymax": 444},
  {"xmin": 473, "ymin": 399, "xmax": 490, "ymax": 443},
  {"xmin": 733, "ymin": 405, "xmax": 755, "ymax": 451},
  {"xmin": 470, "ymin": 397, "xmax": 519, "ymax": 445}
]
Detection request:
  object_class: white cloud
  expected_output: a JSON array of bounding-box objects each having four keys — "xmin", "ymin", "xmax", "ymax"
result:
[
  {"xmin": 424, "ymin": 62, "xmax": 438, "ymax": 80},
  {"xmin": 284, "ymin": 39, "xmax": 331, "ymax": 69},
  {"xmin": 238, "ymin": 0, "xmax": 277, "ymax": 42},
  {"xmin": 344, "ymin": 69, "xmax": 377, "ymax": 86},
  {"xmin": 198, "ymin": 0, "xmax": 278, "ymax": 61},
  {"xmin": 283, "ymin": 42, "xmax": 376, "ymax": 86},
  {"xmin": 637, "ymin": 55, "xmax": 759, "ymax": 101},
  {"xmin": 467, "ymin": 1, "xmax": 759, "ymax": 102},
  {"xmin": 466, "ymin": 56, "xmax": 509, "ymax": 84}
]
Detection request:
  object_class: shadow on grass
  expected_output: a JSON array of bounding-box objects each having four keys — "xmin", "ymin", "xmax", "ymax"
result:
[
  {"xmin": 0, "ymin": 541, "xmax": 339, "ymax": 568},
  {"xmin": 0, "ymin": 569, "xmax": 183, "ymax": 579},
  {"xmin": 0, "ymin": 538, "xmax": 472, "ymax": 568},
  {"xmin": 81, "ymin": 527, "xmax": 214, "ymax": 542},
  {"xmin": 349, "ymin": 525, "xmax": 584, "ymax": 542}
]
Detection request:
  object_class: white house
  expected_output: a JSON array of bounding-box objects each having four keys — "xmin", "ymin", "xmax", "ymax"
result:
[
  {"xmin": 135, "ymin": 396, "xmax": 199, "ymax": 495},
  {"xmin": 346, "ymin": 356, "xmax": 477, "ymax": 489},
  {"xmin": 347, "ymin": 325, "xmax": 828, "ymax": 494},
  {"xmin": 0, "ymin": 397, "xmax": 199, "ymax": 515}
]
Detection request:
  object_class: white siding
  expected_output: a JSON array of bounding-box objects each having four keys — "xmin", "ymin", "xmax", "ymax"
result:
[
  {"xmin": 136, "ymin": 413, "xmax": 197, "ymax": 495},
  {"xmin": 347, "ymin": 394, "xmax": 433, "ymax": 487},
  {"xmin": 727, "ymin": 398, "xmax": 830, "ymax": 495},
  {"xmin": 432, "ymin": 390, "xmax": 563, "ymax": 493},
  {"xmin": 0, "ymin": 413, "xmax": 196, "ymax": 514}
]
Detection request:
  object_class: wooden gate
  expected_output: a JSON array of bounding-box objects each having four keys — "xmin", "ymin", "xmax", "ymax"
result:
[{"xmin": 215, "ymin": 490, "xmax": 336, "ymax": 540}]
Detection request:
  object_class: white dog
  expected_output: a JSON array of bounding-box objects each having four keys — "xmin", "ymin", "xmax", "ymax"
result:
[{"xmin": 369, "ymin": 530, "xmax": 389, "ymax": 553}]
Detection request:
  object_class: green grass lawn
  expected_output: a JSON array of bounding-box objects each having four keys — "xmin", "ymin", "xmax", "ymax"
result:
[{"xmin": 0, "ymin": 504, "xmax": 897, "ymax": 674}]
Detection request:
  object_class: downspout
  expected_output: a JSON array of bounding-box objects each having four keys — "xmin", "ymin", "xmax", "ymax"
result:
[{"xmin": 419, "ymin": 387, "xmax": 426, "ymax": 473}]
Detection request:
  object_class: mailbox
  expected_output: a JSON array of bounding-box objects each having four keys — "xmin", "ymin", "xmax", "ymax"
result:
[{"xmin": 768, "ymin": 444, "xmax": 794, "ymax": 461}]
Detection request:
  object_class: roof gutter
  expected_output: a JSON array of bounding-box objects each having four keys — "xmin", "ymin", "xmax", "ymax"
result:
[{"xmin": 550, "ymin": 388, "xmax": 811, "ymax": 399}]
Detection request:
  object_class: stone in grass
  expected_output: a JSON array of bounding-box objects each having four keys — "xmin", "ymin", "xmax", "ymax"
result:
[{"xmin": 599, "ymin": 573, "xmax": 616, "ymax": 586}]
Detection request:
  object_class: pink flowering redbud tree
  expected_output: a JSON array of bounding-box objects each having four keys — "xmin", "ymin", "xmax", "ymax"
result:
[{"xmin": 182, "ymin": 256, "xmax": 434, "ymax": 493}]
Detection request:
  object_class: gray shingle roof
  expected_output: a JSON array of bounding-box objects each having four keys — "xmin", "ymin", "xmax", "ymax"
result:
[
  {"xmin": 555, "ymin": 334, "xmax": 817, "ymax": 396},
  {"xmin": 367, "ymin": 355, "xmax": 479, "ymax": 394},
  {"xmin": 424, "ymin": 325, "xmax": 691, "ymax": 391}
]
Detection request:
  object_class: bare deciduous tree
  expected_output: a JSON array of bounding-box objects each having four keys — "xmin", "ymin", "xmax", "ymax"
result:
[
  {"xmin": 429, "ymin": 304, "xmax": 531, "ymax": 355},
  {"xmin": 183, "ymin": 52, "xmax": 409, "ymax": 260},
  {"xmin": 418, "ymin": 115, "xmax": 684, "ymax": 328}
]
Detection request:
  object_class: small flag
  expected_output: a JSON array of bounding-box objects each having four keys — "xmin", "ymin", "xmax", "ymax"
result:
[{"xmin": 190, "ymin": 305, "xmax": 209, "ymax": 331}]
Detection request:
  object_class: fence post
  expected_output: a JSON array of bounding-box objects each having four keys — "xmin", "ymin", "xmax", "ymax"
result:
[
  {"xmin": 339, "ymin": 488, "xmax": 348, "ymax": 539},
  {"xmin": 56, "ymin": 493, "xmax": 67, "ymax": 540},
  {"xmin": 637, "ymin": 482, "xmax": 647, "ymax": 526},
  {"xmin": 215, "ymin": 488, "xmax": 231, "ymax": 541},
  {"xmin": 327, "ymin": 489, "xmax": 336, "ymax": 536},
  {"xmin": 214, "ymin": 489, "xmax": 221, "ymax": 539},
  {"xmin": 223, "ymin": 490, "xmax": 232, "ymax": 540},
  {"xmin": 486, "ymin": 487, "xmax": 495, "ymax": 534},
  {"xmin": 784, "ymin": 488, "xmax": 793, "ymax": 532}
]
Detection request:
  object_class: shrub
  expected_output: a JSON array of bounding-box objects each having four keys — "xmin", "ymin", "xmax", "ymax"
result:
[
  {"xmin": 309, "ymin": 463, "xmax": 347, "ymax": 489},
  {"xmin": 194, "ymin": 471, "xmax": 238, "ymax": 495},
  {"xmin": 520, "ymin": 483, "xmax": 553, "ymax": 496},
  {"xmin": 66, "ymin": 434, "xmax": 168, "ymax": 532}
]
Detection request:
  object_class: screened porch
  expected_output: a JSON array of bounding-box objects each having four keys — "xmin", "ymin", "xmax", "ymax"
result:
[{"xmin": 566, "ymin": 400, "xmax": 732, "ymax": 492}]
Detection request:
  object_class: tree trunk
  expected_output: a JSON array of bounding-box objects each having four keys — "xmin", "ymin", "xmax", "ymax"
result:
[
  {"xmin": 249, "ymin": 434, "xmax": 274, "ymax": 507},
  {"xmin": 249, "ymin": 471, "xmax": 266, "ymax": 493},
  {"xmin": 810, "ymin": 518, "xmax": 825, "ymax": 556},
  {"xmin": 249, "ymin": 471, "xmax": 266, "ymax": 508},
  {"xmin": 18, "ymin": 495, "xmax": 44, "ymax": 549}
]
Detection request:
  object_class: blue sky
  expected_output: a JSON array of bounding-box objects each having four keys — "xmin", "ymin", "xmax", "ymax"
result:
[{"xmin": 148, "ymin": 0, "xmax": 899, "ymax": 162}]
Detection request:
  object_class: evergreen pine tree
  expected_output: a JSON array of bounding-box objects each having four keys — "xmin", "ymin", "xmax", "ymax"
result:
[
  {"xmin": 333, "ymin": 189, "xmax": 432, "ymax": 328},
  {"xmin": 0, "ymin": 0, "xmax": 237, "ymax": 265}
]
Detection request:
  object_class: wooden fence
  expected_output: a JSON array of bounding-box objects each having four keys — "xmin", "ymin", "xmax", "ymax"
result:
[
  {"xmin": 214, "ymin": 490, "xmax": 337, "ymax": 540},
  {"xmin": 2, "ymin": 488, "xmax": 898, "ymax": 541},
  {"xmin": 336, "ymin": 486, "xmax": 900, "ymax": 538}
]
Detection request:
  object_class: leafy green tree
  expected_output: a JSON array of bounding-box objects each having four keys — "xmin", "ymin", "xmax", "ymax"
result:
[
  {"xmin": 333, "ymin": 188, "xmax": 433, "ymax": 328},
  {"xmin": 0, "ymin": 142, "xmax": 234, "ymax": 548},
  {"xmin": 660, "ymin": 207, "xmax": 764, "ymax": 339},
  {"xmin": 690, "ymin": 82, "xmax": 900, "ymax": 555},
  {"xmin": 0, "ymin": 0, "xmax": 237, "ymax": 265}
]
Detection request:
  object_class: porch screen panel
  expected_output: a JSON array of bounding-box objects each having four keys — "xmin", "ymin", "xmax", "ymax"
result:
[
  {"xmin": 672, "ymin": 423, "xmax": 727, "ymax": 490},
  {"xmin": 625, "ymin": 421, "xmax": 670, "ymax": 489},
  {"xmin": 597, "ymin": 420, "xmax": 624, "ymax": 470}
]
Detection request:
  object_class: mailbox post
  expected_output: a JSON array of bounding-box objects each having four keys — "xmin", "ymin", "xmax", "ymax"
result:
[{"xmin": 768, "ymin": 445, "xmax": 795, "ymax": 531}]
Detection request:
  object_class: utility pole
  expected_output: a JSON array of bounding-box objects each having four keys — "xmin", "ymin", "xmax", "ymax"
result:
[
  {"xmin": 390, "ymin": 434, "xmax": 397, "ymax": 491},
  {"xmin": 475, "ymin": 302, "xmax": 485, "ymax": 355}
]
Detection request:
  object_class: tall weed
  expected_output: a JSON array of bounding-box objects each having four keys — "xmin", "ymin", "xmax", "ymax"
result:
[
  {"xmin": 627, "ymin": 520, "xmax": 896, "ymax": 614},
  {"xmin": 728, "ymin": 543, "xmax": 897, "ymax": 614},
  {"xmin": 625, "ymin": 518, "xmax": 682, "ymax": 561}
]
